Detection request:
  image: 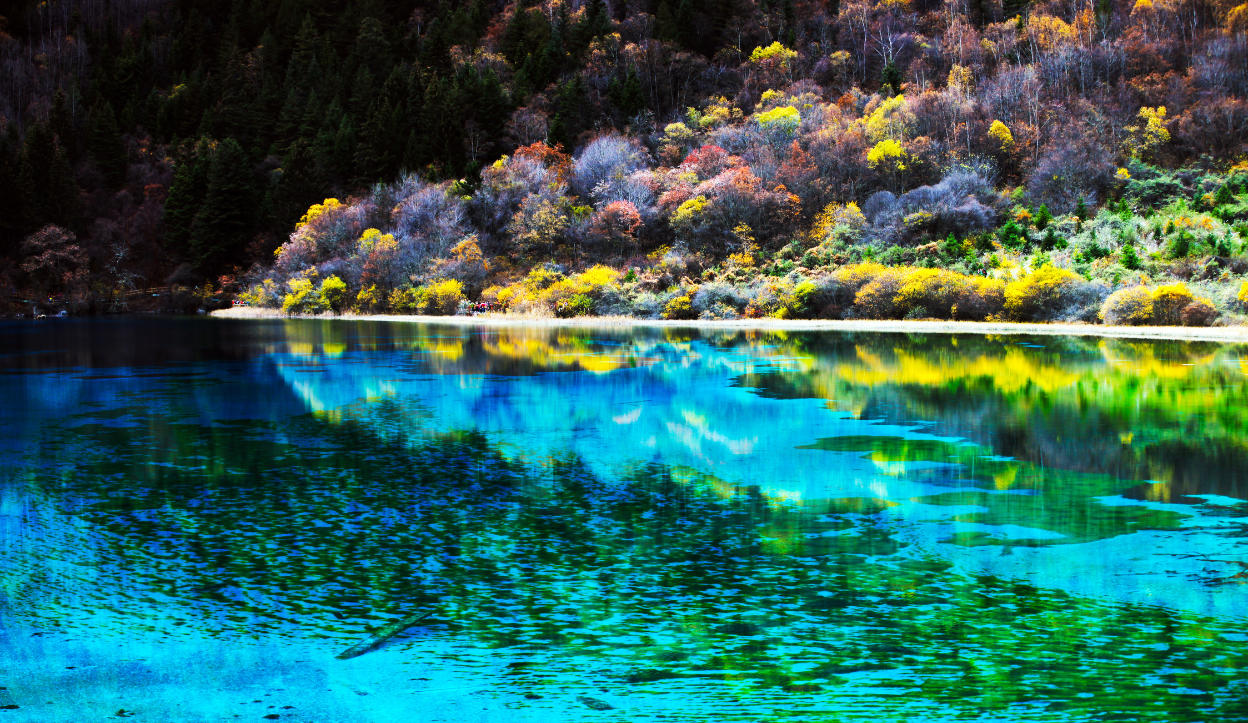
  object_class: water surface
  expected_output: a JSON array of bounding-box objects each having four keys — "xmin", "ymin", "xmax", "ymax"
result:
[{"xmin": 2, "ymin": 318, "xmax": 1247, "ymax": 721}]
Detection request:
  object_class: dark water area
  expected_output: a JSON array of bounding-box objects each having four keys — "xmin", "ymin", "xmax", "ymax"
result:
[{"xmin": 2, "ymin": 318, "xmax": 1247, "ymax": 721}]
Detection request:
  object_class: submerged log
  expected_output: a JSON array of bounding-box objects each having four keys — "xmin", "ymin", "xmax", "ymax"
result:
[{"xmin": 335, "ymin": 609, "xmax": 435, "ymax": 660}]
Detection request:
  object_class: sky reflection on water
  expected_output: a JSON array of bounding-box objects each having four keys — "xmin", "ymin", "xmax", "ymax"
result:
[{"xmin": 2, "ymin": 318, "xmax": 1247, "ymax": 722}]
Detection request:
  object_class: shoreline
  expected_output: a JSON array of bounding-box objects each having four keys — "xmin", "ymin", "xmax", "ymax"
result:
[{"xmin": 210, "ymin": 306, "xmax": 1248, "ymax": 343}]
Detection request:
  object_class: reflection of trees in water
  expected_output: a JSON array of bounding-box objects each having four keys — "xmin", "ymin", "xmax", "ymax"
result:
[
  {"xmin": 737, "ymin": 333, "xmax": 1248, "ymax": 500},
  {"xmin": 11, "ymin": 406, "xmax": 1248, "ymax": 720}
]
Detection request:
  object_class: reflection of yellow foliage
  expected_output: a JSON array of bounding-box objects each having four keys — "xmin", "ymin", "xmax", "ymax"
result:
[
  {"xmin": 1141, "ymin": 481, "xmax": 1170, "ymax": 503},
  {"xmin": 993, "ymin": 466, "xmax": 1019, "ymax": 490},
  {"xmin": 839, "ymin": 346, "xmax": 1082, "ymax": 395}
]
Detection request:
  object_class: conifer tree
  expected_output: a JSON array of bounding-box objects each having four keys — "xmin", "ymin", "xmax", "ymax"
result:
[
  {"xmin": 621, "ymin": 67, "xmax": 646, "ymax": 118},
  {"xmin": 90, "ymin": 102, "xmax": 128, "ymax": 190},
  {"xmin": 273, "ymin": 140, "xmax": 327, "ymax": 230},
  {"xmin": 164, "ymin": 138, "xmax": 213, "ymax": 256},
  {"xmin": 0, "ymin": 124, "xmax": 22, "ymax": 254},
  {"xmin": 189, "ymin": 138, "xmax": 255, "ymax": 273},
  {"xmin": 18, "ymin": 123, "xmax": 79, "ymax": 234}
]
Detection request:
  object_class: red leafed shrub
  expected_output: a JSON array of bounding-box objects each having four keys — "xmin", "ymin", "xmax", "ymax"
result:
[
  {"xmin": 21, "ymin": 225, "xmax": 89, "ymax": 295},
  {"xmin": 588, "ymin": 200, "xmax": 643, "ymax": 257}
]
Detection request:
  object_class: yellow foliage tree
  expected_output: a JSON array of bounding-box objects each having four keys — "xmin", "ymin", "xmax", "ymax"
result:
[
  {"xmin": 948, "ymin": 65, "xmax": 974, "ymax": 95},
  {"xmin": 1124, "ymin": 106, "xmax": 1170, "ymax": 160},
  {"xmin": 756, "ymin": 106, "xmax": 801, "ymax": 135},
  {"xmin": 296, "ymin": 198, "xmax": 343, "ymax": 230},
  {"xmin": 750, "ymin": 42, "xmax": 797, "ymax": 64},
  {"xmin": 867, "ymin": 139, "xmax": 907, "ymax": 171},
  {"xmin": 863, "ymin": 94, "xmax": 915, "ymax": 143},
  {"xmin": 988, "ymin": 120, "xmax": 1014, "ymax": 149}
]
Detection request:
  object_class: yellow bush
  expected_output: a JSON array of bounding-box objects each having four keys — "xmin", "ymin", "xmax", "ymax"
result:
[
  {"xmin": 988, "ymin": 120, "xmax": 1014, "ymax": 148},
  {"xmin": 895, "ymin": 269, "xmax": 966, "ymax": 319},
  {"xmin": 1181, "ymin": 297, "xmax": 1218, "ymax": 326},
  {"xmin": 1004, "ymin": 266, "xmax": 1081, "ymax": 321},
  {"xmin": 539, "ymin": 265, "xmax": 621, "ymax": 309},
  {"xmin": 1101, "ymin": 286, "xmax": 1154, "ymax": 325},
  {"xmin": 389, "ymin": 287, "xmax": 423, "ymax": 313},
  {"xmin": 356, "ymin": 284, "xmax": 383, "ymax": 312},
  {"xmin": 1238, "ymin": 281, "xmax": 1248, "ymax": 306},
  {"xmin": 282, "ymin": 277, "xmax": 324, "ymax": 314},
  {"xmin": 672, "ymin": 195, "xmax": 709, "ymax": 228},
  {"xmin": 852, "ymin": 267, "xmax": 1005, "ymax": 320},
  {"xmin": 663, "ymin": 295, "xmax": 696, "ymax": 320},
  {"xmin": 811, "ymin": 202, "xmax": 868, "ymax": 242},
  {"xmin": 1149, "ymin": 283, "xmax": 1195, "ymax": 326},
  {"xmin": 750, "ymin": 42, "xmax": 797, "ymax": 64},
  {"xmin": 756, "ymin": 105, "xmax": 801, "ymax": 134},
  {"xmin": 867, "ymin": 139, "xmax": 906, "ymax": 171},
  {"xmin": 855, "ymin": 267, "xmax": 913, "ymax": 319},
  {"xmin": 863, "ymin": 94, "xmax": 914, "ymax": 143},
  {"xmin": 832, "ymin": 262, "xmax": 887, "ymax": 294},
  {"xmin": 424, "ymin": 278, "xmax": 465, "ymax": 315}
]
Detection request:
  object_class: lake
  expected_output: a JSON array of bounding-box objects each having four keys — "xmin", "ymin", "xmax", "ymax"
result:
[{"xmin": 2, "ymin": 317, "xmax": 1247, "ymax": 722}]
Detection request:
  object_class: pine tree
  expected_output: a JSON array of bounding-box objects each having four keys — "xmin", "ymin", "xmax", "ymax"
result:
[
  {"xmin": 18, "ymin": 123, "xmax": 79, "ymax": 233},
  {"xmin": 49, "ymin": 89, "xmax": 76, "ymax": 159},
  {"xmin": 354, "ymin": 97, "xmax": 399, "ymax": 185},
  {"xmin": 674, "ymin": 0, "xmax": 696, "ymax": 49},
  {"xmin": 621, "ymin": 67, "xmax": 646, "ymax": 118},
  {"xmin": 90, "ymin": 102, "xmax": 128, "ymax": 190},
  {"xmin": 273, "ymin": 140, "xmax": 328, "ymax": 230},
  {"xmin": 584, "ymin": 0, "xmax": 609, "ymax": 42},
  {"xmin": 0, "ymin": 124, "xmax": 22, "ymax": 254},
  {"xmin": 189, "ymin": 138, "xmax": 256, "ymax": 273},
  {"xmin": 164, "ymin": 138, "xmax": 213, "ymax": 255},
  {"xmin": 478, "ymin": 67, "xmax": 510, "ymax": 144},
  {"xmin": 881, "ymin": 62, "xmax": 903, "ymax": 96}
]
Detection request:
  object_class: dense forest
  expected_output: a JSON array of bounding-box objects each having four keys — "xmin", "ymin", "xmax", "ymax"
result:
[{"xmin": 2, "ymin": 0, "xmax": 1247, "ymax": 322}]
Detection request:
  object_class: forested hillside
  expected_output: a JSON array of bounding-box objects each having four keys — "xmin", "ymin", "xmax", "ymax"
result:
[{"xmin": 2, "ymin": 0, "xmax": 1247, "ymax": 322}]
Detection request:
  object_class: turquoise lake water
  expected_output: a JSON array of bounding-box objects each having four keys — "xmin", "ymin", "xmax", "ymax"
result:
[{"xmin": 2, "ymin": 318, "xmax": 1247, "ymax": 721}]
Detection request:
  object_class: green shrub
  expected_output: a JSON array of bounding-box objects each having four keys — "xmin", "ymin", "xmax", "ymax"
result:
[
  {"xmin": 1125, "ymin": 176, "xmax": 1185, "ymax": 206},
  {"xmin": 998, "ymin": 220, "xmax": 1027, "ymax": 250},
  {"xmin": 1120, "ymin": 244, "xmax": 1142, "ymax": 270},
  {"xmin": 1166, "ymin": 230, "xmax": 1193, "ymax": 258},
  {"xmin": 556, "ymin": 293, "xmax": 594, "ymax": 317},
  {"xmin": 388, "ymin": 287, "xmax": 424, "ymax": 313}
]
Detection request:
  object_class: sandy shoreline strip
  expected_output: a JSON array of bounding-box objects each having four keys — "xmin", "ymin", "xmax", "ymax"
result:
[{"xmin": 211, "ymin": 306, "xmax": 1248, "ymax": 343}]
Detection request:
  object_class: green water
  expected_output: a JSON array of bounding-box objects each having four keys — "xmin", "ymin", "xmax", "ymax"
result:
[{"xmin": 2, "ymin": 319, "xmax": 1247, "ymax": 721}]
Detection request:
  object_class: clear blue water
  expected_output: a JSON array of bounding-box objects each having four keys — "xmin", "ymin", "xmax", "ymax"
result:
[{"xmin": 2, "ymin": 318, "xmax": 1247, "ymax": 721}]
